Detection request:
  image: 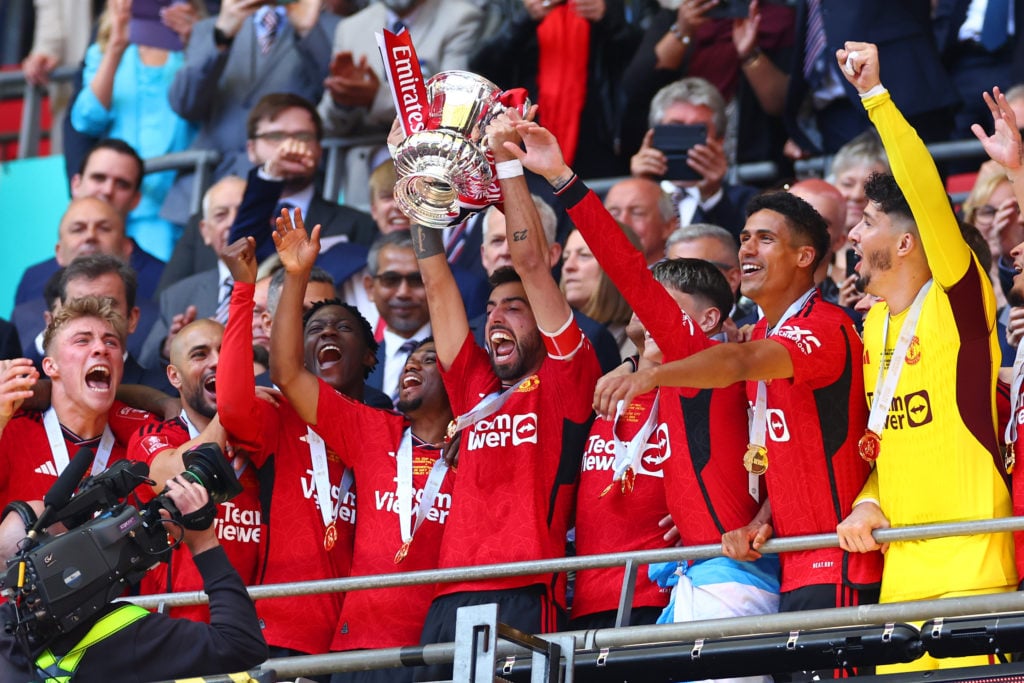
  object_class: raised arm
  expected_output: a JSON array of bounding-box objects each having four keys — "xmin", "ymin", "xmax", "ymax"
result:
[
  {"xmin": 838, "ymin": 41, "xmax": 970, "ymax": 289},
  {"xmin": 411, "ymin": 224, "xmax": 469, "ymax": 371},
  {"xmin": 511, "ymin": 121, "xmax": 706, "ymax": 361},
  {"xmin": 268, "ymin": 208, "xmax": 322, "ymax": 425},
  {"xmin": 215, "ymin": 237, "xmax": 263, "ymax": 452},
  {"xmin": 973, "ymin": 87, "xmax": 1024, "ymax": 211},
  {"xmin": 489, "ymin": 113, "xmax": 573, "ymax": 334}
]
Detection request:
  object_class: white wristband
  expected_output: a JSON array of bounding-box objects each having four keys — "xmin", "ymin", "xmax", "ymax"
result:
[
  {"xmin": 495, "ymin": 159, "xmax": 524, "ymax": 179},
  {"xmin": 858, "ymin": 84, "xmax": 887, "ymax": 100}
]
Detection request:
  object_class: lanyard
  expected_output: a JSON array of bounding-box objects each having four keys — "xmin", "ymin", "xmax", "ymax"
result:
[
  {"xmin": 1004, "ymin": 328, "xmax": 1024, "ymax": 472},
  {"xmin": 451, "ymin": 376, "xmax": 531, "ymax": 434},
  {"xmin": 601, "ymin": 393, "xmax": 660, "ymax": 497},
  {"xmin": 395, "ymin": 428, "xmax": 449, "ymax": 562},
  {"xmin": 43, "ymin": 408, "xmax": 115, "ymax": 475},
  {"xmin": 866, "ymin": 281, "xmax": 932, "ymax": 437},
  {"xmin": 179, "ymin": 409, "xmax": 200, "ymax": 439},
  {"xmin": 307, "ymin": 426, "xmax": 344, "ymax": 530}
]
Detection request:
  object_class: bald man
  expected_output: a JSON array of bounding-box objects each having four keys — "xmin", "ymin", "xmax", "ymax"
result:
[
  {"xmin": 129, "ymin": 316, "xmax": 262, "ymax": 621},
  {"xmin": 790, "ymin": 179, "xmax": 850, "ymax": 307}
]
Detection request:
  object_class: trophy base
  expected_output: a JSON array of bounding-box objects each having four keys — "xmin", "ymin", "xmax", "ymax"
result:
[{"xmin": 394, "ymin": 130, "xmax": 493, "ymax": 229}]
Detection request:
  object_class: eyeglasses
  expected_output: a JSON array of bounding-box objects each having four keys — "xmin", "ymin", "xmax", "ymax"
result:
[
  {"xmin": 252, "ymin": 131, "xmax": 318, "ymax": 144},
  {"xmin": 374, "ymin": 271, "xmax": 424, "ymax": 289}
]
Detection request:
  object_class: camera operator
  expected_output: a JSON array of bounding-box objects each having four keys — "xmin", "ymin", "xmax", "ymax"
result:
[{"xmin": 0, "ymin": 475, "xmax": 267, "ymax": 682}]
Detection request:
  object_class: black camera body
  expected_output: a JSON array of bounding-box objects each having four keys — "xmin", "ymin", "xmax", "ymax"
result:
[{"xmin": 1, "ymin": 443, "xmax": 242, "ymax": 648}]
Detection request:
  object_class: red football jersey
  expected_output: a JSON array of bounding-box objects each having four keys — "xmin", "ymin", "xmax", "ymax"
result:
[
  {"xmin": 750, "ymin": 295, "xmax": 882, "ymax": 591},
  {"xmin": 217, "ymin": 281, "xmax": 354, "ymax": 654},
  {"xmin": 573, "ymin": 389, "xmax": 671, "ymax": 619},
  {"xmin": 437, "ymin": 331, "xmax": 600, "ymax": 604},
  {"xmin": 129, "ymin": 417, "xmax": 263, "ymax": 621},
  {"xmin": 314, "ymin": 383, "xmax": 455, "ymax": 651},
  {"xmin": 0, "ymin": 402, "xmax": 157, "ymax": 507}
]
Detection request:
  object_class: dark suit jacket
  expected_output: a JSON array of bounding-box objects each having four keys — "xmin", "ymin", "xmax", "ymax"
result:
[
  {"xmin": 139, "ymin": 268, "xmax": 221, "ymax": 369},
  {"xmin": 0, "ymin": 319, "xmax": 21, "ymax": 360},
  {"xmin": 470, "ymin": 308, "xmax": 623, "ymax": 375},
  {"xmin": 161, "ymin": 12, "xmax": 338, "ymax": 226},
  {"xmin": 784, "ymin": 0, "xmax": 959, "ymax": 154},
  {"xmin": 15, "ymin": 241, "xmax": 165, "ymax": 306},
  {"xmin": 934, "ymin": 0, "xmax": 1024, "ymax": 69},
  {"xmin": 695, "ymin": 183, "xmax": 760, "ymax": 239}
]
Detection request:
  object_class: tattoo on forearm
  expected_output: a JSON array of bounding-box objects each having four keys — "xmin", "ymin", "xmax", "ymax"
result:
[
  {"xmin": 412, "ymin": 224, "xmax": 445, "ymax": 258},
  {"xmin": 550, "ymin": 171, "xmax": 576, "ymax": 192},
  {"xmin": 512, "ymin": 229, "xmax": 528, "ymax": 242}
]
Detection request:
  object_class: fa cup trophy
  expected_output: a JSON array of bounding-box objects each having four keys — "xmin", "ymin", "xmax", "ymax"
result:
[{"xmin": 378, "ymin": 30, "xmax": 529, "ymax": 228}]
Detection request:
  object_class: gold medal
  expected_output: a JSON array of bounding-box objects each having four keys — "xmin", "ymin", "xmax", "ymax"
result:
[
  {"xmin": 743, "ymin": 444, "xmax": 768, "ymax": 475},
  {"xmin": 858, "ymin": 430, "xmax": 881, "ymax": 462},
  {"xmin": 394, "ymin": 541, "xmax": 411, "ymax": 564},
  {"xmin": 621, "ymin": 466, "xmax": 636, "ymax": 494},
  {"xmin": 323, "ymin": 521, "xmax": 338, "ymax": 551},
  {"xmin": 1006, "ymin": 441, "xmax": 1016, "ymax": 475},
  {"xmin": 444, "ymin": 419, "xmax": 458, "ymax": 445}
]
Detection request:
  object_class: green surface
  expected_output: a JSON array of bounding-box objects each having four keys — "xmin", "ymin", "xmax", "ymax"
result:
[{"xmin": 0, "ymin": 155, "xmax": 70, "ymax": 319}]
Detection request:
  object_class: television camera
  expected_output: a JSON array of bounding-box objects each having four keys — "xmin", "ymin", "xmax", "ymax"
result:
[{"xmin": 0, "ymin": 443, "xmax": 242, "ymax": 650}]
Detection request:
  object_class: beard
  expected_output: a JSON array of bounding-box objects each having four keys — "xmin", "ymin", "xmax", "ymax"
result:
[
  {"xmin": 185, "ymin": 383, "xmax": 217, "ymax": 420},
  {"xmin": 856, "ymin": 247, "xmax": 892, "ymax": 294},
  {"xmin": 491, "ymin": 328, "xmax": 543, "ymax": 382},
  {"xmin": 1008, "ymin": 280, "xmax": 1024, "ymax": 307},
  {"xmin": 396, "ymin": 394, "xmax": 422, "ymax": 414}
]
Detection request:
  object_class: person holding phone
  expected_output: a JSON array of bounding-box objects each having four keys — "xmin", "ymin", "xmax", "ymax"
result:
[{"xmin": 630, "ymin": 77, "xmax": 758, "ymax": 237}]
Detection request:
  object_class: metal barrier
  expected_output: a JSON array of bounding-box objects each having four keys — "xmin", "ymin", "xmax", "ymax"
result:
[{"xmin": 122, "ymin": 517, "xmax": 1024, "ymax": 680}]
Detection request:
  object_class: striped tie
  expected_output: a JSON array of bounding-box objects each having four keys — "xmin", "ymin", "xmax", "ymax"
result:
[
  {"xmin": 802, "ymin": 0, "xmax": 827, "ymax": 83},
  {"xmin": 259, "ymin": 9, "xmax": 279, "ymax": 55},
  {"xmin": 215, "ymin": 276, "xmax": 233, "ymax": 325}
]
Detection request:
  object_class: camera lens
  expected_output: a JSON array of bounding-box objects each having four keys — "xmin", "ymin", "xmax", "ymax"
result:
[{"xmin": 181, "ymin": 443, "xmax": 244, "ymax": 504}]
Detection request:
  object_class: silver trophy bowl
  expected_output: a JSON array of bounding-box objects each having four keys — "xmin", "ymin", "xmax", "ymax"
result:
[{"xmin": 394, "ymin": 71, "xmax": 505, "ymax": 228}]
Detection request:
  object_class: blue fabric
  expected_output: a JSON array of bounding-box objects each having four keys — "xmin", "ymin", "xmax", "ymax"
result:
[{"xmin": 71, "ymin": 43, "xmax": 196, "ymax": 260}]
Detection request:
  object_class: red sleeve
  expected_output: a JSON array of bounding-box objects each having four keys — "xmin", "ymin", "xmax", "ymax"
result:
[
  {"xmin": 770, "ymin": 304, "xmax": 848, "ymax": 388},
  {"xmin": 107, "ymin": 402, "xmax": 160, "ymax": 444},
  {"xmin": 216, "ymin": 281, "xmax": 264, "ymax": 453},
  {"xmin": 559, "ymin": 179, "xmax": 711, "ymax": 361}
]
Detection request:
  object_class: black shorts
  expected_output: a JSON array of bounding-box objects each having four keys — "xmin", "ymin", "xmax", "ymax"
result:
[
  {"xmin": 414, "ymin": 585, "xmax": 563, "ymax": 682},
  {"xmin": 566, "ymin": 605, "xmax": 663, "ymax": 631}
]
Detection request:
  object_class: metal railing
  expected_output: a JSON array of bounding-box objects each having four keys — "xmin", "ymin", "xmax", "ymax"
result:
[{"xmin": 123, "ymin": 516, "xmax": 1024, "ymax": 680}]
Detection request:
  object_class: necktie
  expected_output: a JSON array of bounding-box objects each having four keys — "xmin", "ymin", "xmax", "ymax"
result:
[
  {"xmin": 980, "ymin": 0, "xmax": 1010, "ymax": 51},
  {"xmin": 445, "ymin": 219, "xmax": 468, "ymax": 264},
  {"xmin": 802, "ymin": 0, "xmax": 827, "ymax": 85},
  {"xmin": 215, "ymin": 276, "xmax": 233, "ymax": 325},
  {"xmin": 259, "ymin": 9, "xmax": 279, "ymax": 55},
  {"xmin": 390, "ymin": 19, "xmax": 407, "ymax": 34}
]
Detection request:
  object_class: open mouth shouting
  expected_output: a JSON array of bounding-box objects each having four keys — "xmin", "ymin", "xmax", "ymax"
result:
[
  {"xmin": 202, "ymin": 372, "xmax": 217, "ymax": 399},
  {"xmin": 317, "ymin": 343, "xmax": 343, "ymax": 370},
  {"xmin": 84, "ymin": 364, "xmax": 112, "ymax": 392},
  {"xmin": 740, "ymin": 262, "xmax": 764, "ymax": 277},
  {"xmin": 489, "ymin": 329, "xmax": 517, "ymax": 363}
]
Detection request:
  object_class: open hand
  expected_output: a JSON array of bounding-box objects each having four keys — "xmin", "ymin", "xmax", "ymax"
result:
[{"xmin": 272, "ymin": 206, "xmax": 321, "ymax": 273}]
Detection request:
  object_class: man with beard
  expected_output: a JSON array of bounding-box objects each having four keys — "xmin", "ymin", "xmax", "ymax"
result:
[
  {"xmin": 410, "ymin": 113, "xmax": 601, "ymax": 682},
  {"xmin": 0, "ymin": 296, "xmax": 159, "ymax": 507},
  {"xmin": 835, "ymin": 44, "xmax": 1016, "ymax": 672},
  {"xmin": 514, "ymin": 124, "xmax": 779, "ymax": 655},
  {"xmin": 363, "ymin": 231, "xmax": 431, "ymax": 404},
  {"xmin": 216, "ymin": 235, "xmax": 371, "ymax": 662},
  {"xmin": 128, "ymin": 316, "xmax": 263, "ymax": 621},
  {"xmin": 270, "ymin": 211, "xmax": 455, "ymax": 683},
  {"xmin": 592, "ymin": 167, "xmax": 881, "ymax": 680}
]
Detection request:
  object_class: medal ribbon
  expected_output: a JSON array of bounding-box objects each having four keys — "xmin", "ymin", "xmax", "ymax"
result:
[
  {"xmin": 395, "ymin": 428, "xmax": 449, "ymax": 548},
  {"xmin": 307, "ymin": 426, "xmax": 344, "ymax": 530},
  {"xmin": 43, "ymin": 407, "xmax": 115, "ymax": 475},
  {"xmin": 610, "ymin": 393, "xmax": 660, "ymax": 483},
  {"xmin": 1004, "ymin": 336, "xmax": 1024, "ymax": 450},
  {"xmin": 180, "ymin": 409, "xmax": 247, "ymax": 478},
  {"xmin": 747, "ymin": 288, "xmax": 817, "ymax": 499},
  {"xmin": 866, "ymin": 280, "xmax": 932, "ymax": 438},
  {"xmin": 451, "ymin": 376, "xmax": 531, "ymax": 434}
]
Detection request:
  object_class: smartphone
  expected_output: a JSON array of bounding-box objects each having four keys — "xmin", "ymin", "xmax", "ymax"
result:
[
  {"xmin": 706, "ymin": 0, "xmax": 750, "ymax": 19},
  {"xmin": 845, "ymin": 247, "xmax": 862, "ymax": 279},
  {"xmin": 651, "ymin": 124, "xmax": 707, "ymax": 182}
]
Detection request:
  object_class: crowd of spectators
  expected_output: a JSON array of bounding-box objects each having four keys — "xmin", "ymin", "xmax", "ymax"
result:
[{"xmin": 2, "ymin": 0, "xmax": 1024, "ymax": 680}]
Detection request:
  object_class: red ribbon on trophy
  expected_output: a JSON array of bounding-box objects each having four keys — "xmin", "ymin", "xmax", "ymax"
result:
[{"xmin": 377, "ymin": 28, "xmax": 531, "ymax": 227}]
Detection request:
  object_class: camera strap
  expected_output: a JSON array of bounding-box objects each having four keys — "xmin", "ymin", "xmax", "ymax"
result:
[
  {"xmin": 34, "ymin": 604, "xmax": 149, "ymax": 681},
  {"xmin": 43, "ymin": 408, "xmax": 115, "ymax": 477}
]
